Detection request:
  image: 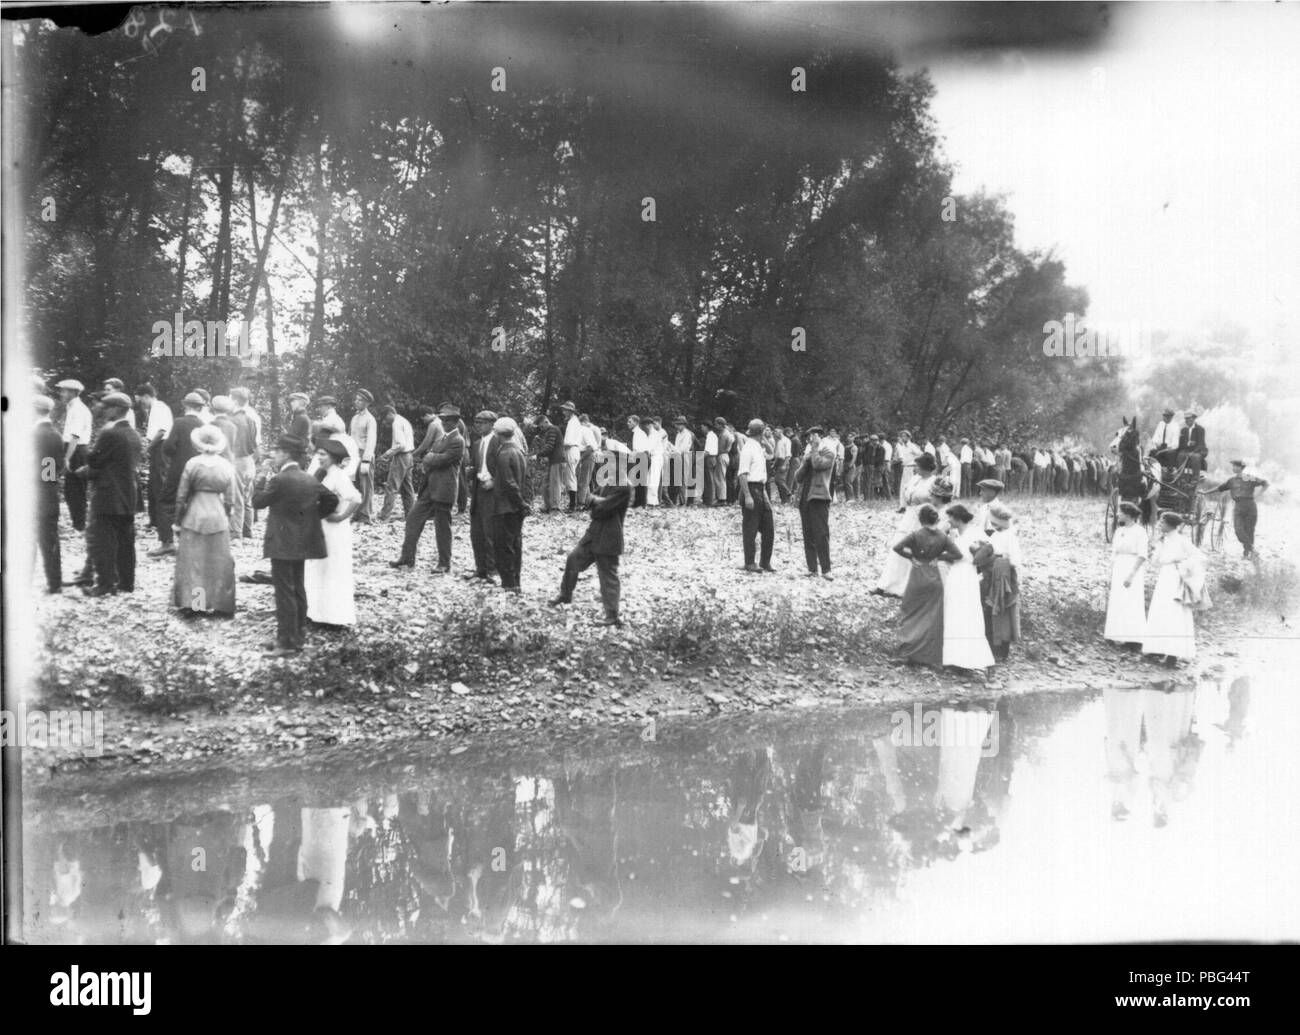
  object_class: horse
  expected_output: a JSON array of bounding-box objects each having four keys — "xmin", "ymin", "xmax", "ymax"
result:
[{"xmin": 1109, "ymin": 416, "xmax": 1154, "ymax": 526}]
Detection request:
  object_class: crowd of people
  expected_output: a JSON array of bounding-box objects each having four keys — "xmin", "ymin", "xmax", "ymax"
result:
[{"xmin": 30, "ymin": 375, "xmax": 1233, "ymax": 672}]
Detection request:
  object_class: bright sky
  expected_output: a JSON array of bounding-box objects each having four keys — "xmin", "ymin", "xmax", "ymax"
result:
[{"xmin": 919, "ymin": 2, "xmax": 1300, "ymax": 349}]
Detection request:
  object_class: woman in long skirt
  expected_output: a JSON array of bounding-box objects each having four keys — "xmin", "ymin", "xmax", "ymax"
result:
[
  {"xmin": 873, "ymin": 452, "xmax": 939, "ymax": 597},
  {"xmin": 1142, "ymin": 513, "xmax": 1210, "ymax": 667},
  {"xmin": 1104, "ymin": 501, "xmax": 1148, "ymax": 649},
  {"xmin": 305, "ymin": 439, "xmax": 362, "ymax": 627},
  {"xmin": 172, "ymin": 424, "xmax": 236, "ymax": 615},
  {"xmin": 942, "ymin": 504, "xmax": 996, "ymax": 672},
  {"xmin": 893, "ymin": 504, "xmax": 962, "ymax": 667}
]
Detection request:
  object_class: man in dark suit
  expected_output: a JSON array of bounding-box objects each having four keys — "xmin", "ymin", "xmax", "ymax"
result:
[
  {"xmin": 35, "ymin": 395, "xmax": 64, "ymax": 593},
  {"xmin": 461, "ymin": 409, "xmax": 498, "ymax": 582},
  {"xmin": 252, "ymin": 434, "xmax": 339, "ymax": 657},
  {"xmin": 548, "ymin": 459, "xmax": 631, "ymax": 626},
  {"xmin": 1178, "ymin": 412, "xmax": 1207, "ymax": 462},
  {"xmin": 391, "ymin": 404, "xmax": 465, "ymax": 572},
  {"xmin": 150, "ymin": 392, "xmax": 205, "ymax": 557},
  {"xmin": 488, "ymin": 418, "xmax": 530, "ymax": 592},
  {"xmin": 81, "ymin": 392, "xmax": 142, "ymax": 596}
]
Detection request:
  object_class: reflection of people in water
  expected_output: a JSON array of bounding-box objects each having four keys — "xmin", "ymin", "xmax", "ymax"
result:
[
  {"xmin": 342, "ymin": 794, "xmax": 421, "ymax": 942},
  {"xmin": 727, "ymin": 748, "xmax": 773, "ymax": 878},
  {"xmin": 782, "ymin": 742, "xmax": 829, "ymax": 885},
  {"xmin": 1104, "ymin": 683, "xmax": 1203, "ymax": 827},
  {"xmin": 558, "ymin": 770, "xmax": 624, "ymax": 926},
  {"xmin": 164, "ymin": 812, "xmax": 247, "ymax": 943},
  {"xmin": 1214, "ymin": 674, "xmax": 1251, "ymax": 748}
]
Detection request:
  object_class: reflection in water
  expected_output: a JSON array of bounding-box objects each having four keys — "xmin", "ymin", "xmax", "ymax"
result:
[{"xmin": 21, "ymin": 668, "xmax": 1298, "ymax": 944}]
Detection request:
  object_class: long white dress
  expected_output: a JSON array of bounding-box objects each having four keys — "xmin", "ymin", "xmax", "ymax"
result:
[
  {"xmin": 305, "ymin": 465, "xmax": 362, "ymax": 626},
  {"xmin": 1141, "ymin": 533, "xmax": 1198, "ymax": 659},
  {"xmin": 876, "ymin": 474, "xmax": 937, "ymax": 595},
  {"xmin": 943, "ymin": 526, "xmax": 996, "ymax": 670},
  {"xmin": 1104, "ymin": 524, "xmax": 1148, "ymax": 642}
]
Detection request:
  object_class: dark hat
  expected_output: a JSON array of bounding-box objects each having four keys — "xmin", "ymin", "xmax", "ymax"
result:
[
  {"xmin": 378, "ymin": 404, "xmax": 396, "ymax": 417},
  {"xmin": 276, "ymin": 433, "xmax": 307, "ymax": 454},
  {"xmin": 930, "ymin": 476, "xmax": 954, "ymax": 500},
  {"xmin": 1230, "ymin": 458, "xmax": 1246, "ymax": 467},
  {"xmin": 101, "ymin": 391, "xmax": 132, "ymax": 410},
  {"xmin": 976, "ymin": 478, "xmax": 1004, "ymax": 493},
  {"xmin": 673, "ymin": 415, "xmax": 688, "ymax": 425},
  {"xmin": 318, "ymin": 438, "xmax": 349, "ymax": 462},
  {"xmin": 316, "ymin": 395, "xmax": 337, "ymax": 407},
  {"xmin": 474, "ymin": 409, "xmax": 498, "ymax": 422},
  {"xmin": 1162, "ymin": 408, "xmax": 1175, "ymax": 417},
  {"xmin": 806, "ymin": 425, "xmax": 825, "ymax": 436},
  {"xmin": 915, "ymin": 452, "xmax": 938, "ymax": 472},
  {"xmin": 438, "ymin": 403, "xmax": 461, "ymax": 418},
  {"xmin": 713, "ymin": 416, "xmax": 726, "ymax": 427},
  {"xmin": 354, "ymin": 388, "xmax": 374, "ymax": 404},
  {"xmin": 103, "ymin": 377, "xmax": 125, "ymax": 391},
  {"xmin": 559, "ymin": 400, "xmax": 576, "ymax": 411}
]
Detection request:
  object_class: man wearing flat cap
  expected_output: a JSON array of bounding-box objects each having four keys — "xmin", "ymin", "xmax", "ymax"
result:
[
  {"xmin": 487, "ymin": 417, "xmax": 530, "ymax": 591},
  {"xmin": 81, "ymin": 392, "xmax": 142, "ymax": 596},
  {"xmin": 56, "ymin": 379, "xmax": 92, "ymax": 531},
  {"xmin": 150, "ymin": 392, "xmax": 206, "ymax": 557},
  {"xmin": 252, "ymin": 434, "xmax": 339, "ymax": 656},
  {"xmin": 1203, "ymin": 460, "xmax": 1269, "ymax": 559},
  {"xmin": 973, "ymin": 478, "xmax": 1005, "ymax": 533},
  {"xmin": 460, "ymin": 409, "xmax": 499, "ymax": 581},
  {"xmin": 285, "ymin": 392, "xmax": 312, "ymax": 445},
  {"xmin": 548, "ymin": 439, "xmax": 631, "ymax": 626},
  {"xmin": 349, "ymin": 389, "xmax": 377, "ymax": 522},
  {"xmin": 737, "ymin": 419, "xmax": 776, "ymax": 572},
  {"xmin": 392, "ymin": 404, "xmax": 464, "ymax": 572},
  {"xmin": 559, "ymin": 400, "xmax": 583, "ymax": 512},
  {"xmin": 376, "ymin": 404, "xmax": 416, "ymax": 521}
]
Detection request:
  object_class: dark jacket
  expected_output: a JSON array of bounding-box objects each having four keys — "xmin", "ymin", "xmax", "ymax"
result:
[
  {"xmin": 578, "ymin": 484, "xmax": 631, "ymax": 555},
  {"xmin": 421, "ymin": 427, "xmax": 465, "ymax": 503},
  {"xmin": 490, "ymin": 439, "xmax": 530, "ymax": 515},
  {"xmin": 163, "ymin": 413, "xmax": 204, "ymax": 491},
  {"xmin": 251, "ymin": 462, "xmax": 338, "ymax": 560},
  {"xmin": 86, "ymin": 419, "xmax": 143, "ymax": 515},
  {"xmin": 1178, "ymin": 423, "xmax": 1207, "ymax": 457},
  {"xmin": 794, "ymin": 443, "xmax": 837, "ymax": 503},
  {"xmin": 533, "ymin": 423, "xmax": 562, "ymax": 464},
  {"xmin": 37, "ymin": 420, "xmax": 64, "ymax": 516}
]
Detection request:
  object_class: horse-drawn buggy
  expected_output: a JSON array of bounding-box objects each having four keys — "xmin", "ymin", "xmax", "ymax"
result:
[{"xmin": 1105, "ymin": 417, "xmax": 1215, "ymax": 546}]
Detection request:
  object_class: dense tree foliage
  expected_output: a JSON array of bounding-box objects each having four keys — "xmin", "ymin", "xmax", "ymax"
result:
[{"xmin": 15, "ymin": 5, "xmax": 1124, "ymax": 442}]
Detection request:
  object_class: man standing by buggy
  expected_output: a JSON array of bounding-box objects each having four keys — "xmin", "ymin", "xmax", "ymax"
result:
[{"xmin": 1203, "ymin": 460, "xmax": 1269, "ymax": 560}]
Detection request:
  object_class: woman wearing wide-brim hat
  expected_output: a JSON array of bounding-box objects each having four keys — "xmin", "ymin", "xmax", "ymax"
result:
[{"xmin": 172, "ymin": 423, "xmax": 237, "ymax": 615}]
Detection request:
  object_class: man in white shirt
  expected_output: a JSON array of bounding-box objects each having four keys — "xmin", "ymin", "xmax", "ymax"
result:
[
  {"xmin": 377, "ymin": 405, "xmax": 415, "ymax": 521},
  {"xmin": 350, "ymin": 389, "xmax": 378, "ymax": 522},
  {"xmin": 628, "ymin": 415, "xmax": 651, "ymax": 508},
  {"xmin": 646, "ymin": 416, "xmax": 667, "ymax": 506},
  {"xmin": 1150, "ymin": 408, "xmax": 1178, "ymax": 456},
  {"xmin": 313, "ymin": 396, "xmax": 346, "ymax": 440},
  {"xmin": 827, "ymin": 428, "xmax": 845, "ymax": 500},
  {"xmin": 737, "ymin": 419, "xmax": 775, "ymax": 572},
  {"xmin": 959, "ymin": 438, "xmax": 974, "ymax": 497},
  {"xmin": 895, "ymin": 431, "xmax": 921, "ymax": 504},
  {"xmin": 670, "ymin": 415, "xmax": 698, "ymax": 505},
  {"xmin": 703, "ymin": 421, "xmax": 721, "ymax": 506},
  {"xmin": 57, "ymin": 378, "xmax": 93, "ymax": 531},
  {"xmin": 136, "ymin": 383, "xmax": 173, "ymax": 532},
  {"xmin": 1032, "ymin": 448, "xmax": 1049, "ymax": 495},
  {"xmin": 559, "ymin": 401, "xmax": 583, "ymax": 511},
  {"xmin": 577, "ymin": 413, "xmax": 602, "ymax": 506},
  {"xmin": 772, "ymin": 426, "xmax": 792, "ymax": 503}
]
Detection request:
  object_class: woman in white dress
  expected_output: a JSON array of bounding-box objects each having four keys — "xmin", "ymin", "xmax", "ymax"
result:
[
  {"xmin": 872, "ymin": 452, "xmax": 939, "ymax": 597},
  {"xmin": 305, "ymin": 439, "xmax": 362, "ymax": 627},
  {"xmin": 1142, "ymin": 513, "xmax": 1210, "ymax": 667},
  {"xmin": 941, "ymin": 504, "xmax": 996, "ymax": 672},
  {"xmin": 1104, "ymin": 501, "xmax": 1148, "ymax": 649}
]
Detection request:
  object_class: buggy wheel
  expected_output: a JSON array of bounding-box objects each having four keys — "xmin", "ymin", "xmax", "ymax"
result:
[{"xmin": 1105, "ymin": 490, "xmax": 1118, "ymax": 543}]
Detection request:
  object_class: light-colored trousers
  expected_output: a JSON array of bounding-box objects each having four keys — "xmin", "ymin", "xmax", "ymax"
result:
[{"xmin": 232, "ymin": 455, "xmax": 255, "ymax": 538}]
